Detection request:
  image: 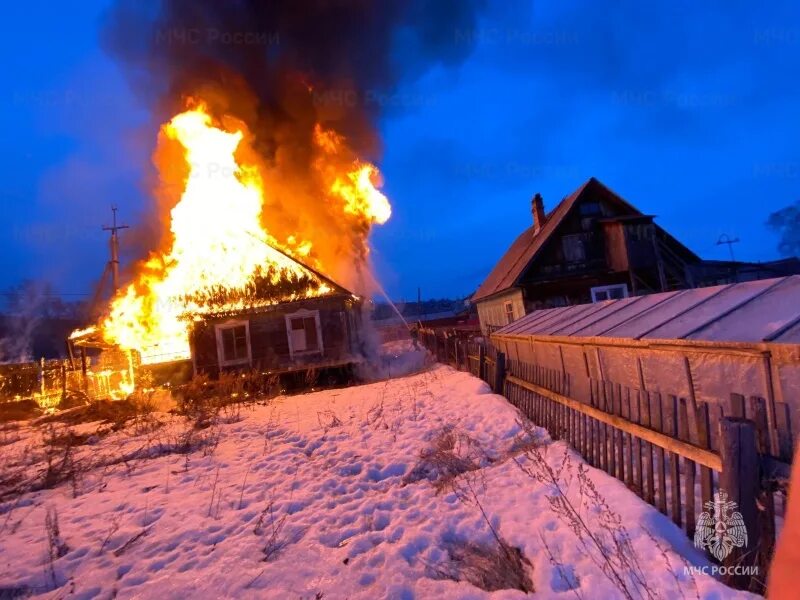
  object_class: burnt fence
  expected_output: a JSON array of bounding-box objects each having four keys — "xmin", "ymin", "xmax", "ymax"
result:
[{"xmin": 419, "ymin": 328, "xmax": 789, "ymax": 593}]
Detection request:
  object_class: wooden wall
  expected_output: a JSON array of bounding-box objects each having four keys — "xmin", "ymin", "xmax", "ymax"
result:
[
  {"xmin": 476, "ymin": 289, "xmax": 525, "ymax": 335},
  {"xmin": 190, "ymin": 295, "xmax": 363, "ymax": 375}
]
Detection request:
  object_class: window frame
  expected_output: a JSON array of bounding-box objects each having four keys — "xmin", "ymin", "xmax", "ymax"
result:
[
  {"xmin": 503, "ymin": 301, "xmax": 515, "ymax": 325},
  {"xmin": 590, "ymin": 283, "xmax": 629, "ymax": 303},
  {"xmin": 285, "ymin": 308, "xmax": 324, "ymax": 358},
  {"xmin": 214, "ymin": 319, "xmax": 252, "ymax": 368}
]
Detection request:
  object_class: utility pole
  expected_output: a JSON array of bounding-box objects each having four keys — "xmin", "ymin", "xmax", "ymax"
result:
[
  {"xmin": 102, "ymin": 206, "xmax": 129, "ymax": 292},
  {"xmin": 716, "ymin": 234, "xmax": 740, "ymax": 283},
  {"xmin": 716, "ymin": 233, "xmax": 740, "ymax": 262}
]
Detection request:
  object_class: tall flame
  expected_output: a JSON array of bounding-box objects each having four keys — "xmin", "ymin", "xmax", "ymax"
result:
[{"xmin": 100, "ymin": 104, "xmax": 390, "ymax": 364}]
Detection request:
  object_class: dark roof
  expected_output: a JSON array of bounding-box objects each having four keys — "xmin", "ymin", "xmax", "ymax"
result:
[
  {"xmin": 473, "ymin": 177, "xmax": 642, "ymax": 302},
  {"xmin": 493, "ymin": 275, "xmax": 800, "ymax": 344}
]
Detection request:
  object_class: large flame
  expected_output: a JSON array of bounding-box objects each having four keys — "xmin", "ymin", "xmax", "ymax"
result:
[{"xmin": 99, "ymin": 104, "xmax": 390, "ymax": 364}]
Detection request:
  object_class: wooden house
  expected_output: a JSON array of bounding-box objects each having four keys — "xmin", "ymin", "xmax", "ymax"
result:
[
  {"xmin": 188, "ymin": 266, "xmax": 365, "ymax": 377},
  {"xmin": 473, "ymin": 177, "xmax": 701, "ymax": 334}
]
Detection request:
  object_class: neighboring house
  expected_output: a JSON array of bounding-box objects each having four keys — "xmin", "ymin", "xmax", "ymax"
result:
[{"xmin": 473, "ymin": 177, "xmax": 703, "ymax": 334}]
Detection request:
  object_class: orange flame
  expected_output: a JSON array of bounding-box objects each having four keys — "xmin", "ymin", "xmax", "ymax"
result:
[{"xmin": 98, "ymin": 103, "xmax": 390, "ymax": 364}]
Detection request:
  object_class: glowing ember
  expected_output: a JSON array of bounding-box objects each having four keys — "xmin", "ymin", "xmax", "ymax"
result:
[{"xmin": 95, "ymin": 103, "xmax": 390, "ymax": 365}]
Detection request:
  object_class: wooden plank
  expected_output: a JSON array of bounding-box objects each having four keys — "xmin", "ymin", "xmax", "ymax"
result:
[
  {"xmin": 678, "ymin": 397, "xmax": 696, "ymax": 538},
  {"xmin": 603, "ymin": 381, "xmax": 614, "ymax": 477},
  {"xmin": 651, "ymin": 392, "xmax": 669, "ymax": 515},
  {"xmin": 775, "ymin": 402, "xmax": 794, "ymax": 462},
  {"xmin": 667, "ymin": 395, "xmax": 682, "ymax": 527},
  {"xmin": 696, "ymin": 402, "xmax": 714, "ymax": 508},
  {"xmin": 749, "ymin": 396, "xmax": 770, "ymax": 454},
  {"xmin": 763, "ymin": 354, "xmax": 781, "ymax": 457},
  {"xmin": 603, "ymin": 382, "xmax": 613, "ymax": 476},
  {"xmin": 729, "ymin": 393, "xmax": 746, "ymax": 419},
  {"xmin": 719, "ymin": 418, "xmax": 760, "ymax": 589},
  {"xmin": 494, "ymin": 352, "xmax": 506, "ymax": 395},
  {"xmin": 505, "ymin": 376, "xmax": 722, "ymax": 471},
  {"xmin": 632, "ymin": 390, "xmax": 643, "ymax": 496},
  {"xmin": 641, "ymin": 390, "xmax": 655, "ymax": 504},
  {"xmin": 582, "ymin": 411, "xmax": 589, "ymax": 460},
  {"xmin": 616, "ymin": 384, "xmax": 625, "ymax": 482},
  {"xmin": 592, "ymin": 379, "xmax": 606, "ymax": 470},
  {"xmin": 750, "ymin": 395, "xmax": 776, "ymax": 579},
  {"xmin": 624, "ymin": 388, "xmax": 634, "ymax": 489}
]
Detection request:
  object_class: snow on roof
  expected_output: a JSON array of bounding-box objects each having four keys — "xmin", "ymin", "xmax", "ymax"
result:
[{"xmin": 494, "ymin": 275, "xmax": 800, "ymax": 344}]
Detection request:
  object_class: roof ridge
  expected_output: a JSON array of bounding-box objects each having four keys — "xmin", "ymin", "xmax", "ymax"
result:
[{"xmin": 472, "ymin": 177, "xmax": 595, "ymax": 302}]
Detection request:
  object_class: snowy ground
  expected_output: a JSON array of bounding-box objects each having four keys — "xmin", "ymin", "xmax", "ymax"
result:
[{"xmin": 0, "ymin": 352, "xmax": 755, "ymax": 598}]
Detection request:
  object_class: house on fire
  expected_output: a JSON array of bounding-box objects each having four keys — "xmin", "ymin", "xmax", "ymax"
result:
[
  {"xmin": 473, "ymin": 177, "xmax": 800, "ymax": 334},
  {"xmin": 69, "ymin": 252, "xmax": 367, "ymax": 386},
  {"xmin": 188, "ymin": 263, "xmax": 365, "ymax": 378}
]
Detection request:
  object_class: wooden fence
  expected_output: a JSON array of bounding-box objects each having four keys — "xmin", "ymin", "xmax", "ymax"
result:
[
  {"xmin": 419, "ymin": 328, "xmax": 789, "ymax": 593},
  {"xmin": 0, "ymin": 348, "xmax": 139, "ymax": 409}
]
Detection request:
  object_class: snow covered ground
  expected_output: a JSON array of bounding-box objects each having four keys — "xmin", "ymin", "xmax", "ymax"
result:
[{"xmin": 0, "ymin": 352, "xmax": 755, "ymax": 598}]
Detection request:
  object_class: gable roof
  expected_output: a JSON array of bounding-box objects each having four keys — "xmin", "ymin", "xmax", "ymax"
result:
[{"xmin": 472, "ymin": 177, "xmax": 693, "ymax": 303}]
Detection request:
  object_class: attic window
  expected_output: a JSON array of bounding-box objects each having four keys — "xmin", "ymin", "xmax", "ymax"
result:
[
  {"xmin": 504, "ymin": 301, "xmax": 515, "ymax": 324},
  {"xmin": 215, "ymin": 320, "xmax": 251, "ymax": 367},
  {"xmin": 591, "ymin": 284, "xmax": 628, "ymax": 303},
  {"xmin": 286, "ymin": 309, "xmax": 323, "ymax": 357}
]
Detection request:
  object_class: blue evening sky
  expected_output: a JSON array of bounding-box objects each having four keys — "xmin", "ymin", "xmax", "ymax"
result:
[{"xmin": 1, "ymin": 1, "xmax": 799, "ymax": 301}]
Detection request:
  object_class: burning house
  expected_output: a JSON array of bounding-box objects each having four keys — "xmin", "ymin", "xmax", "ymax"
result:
[
  {"xmin": 186, "ymin": 260, "xmax": 366, "ymax": 377},
  {"xmin": 56, "ymin": 0, "xmax": 486, "ymax": 400},
  {"xmin": 67, "ymin": 103, "xmax": 386, "ymax": 393}
]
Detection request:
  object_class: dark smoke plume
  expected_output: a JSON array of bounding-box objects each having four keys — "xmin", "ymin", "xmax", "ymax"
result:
[
  {"xmin": 101, "ymin": 0, "xmax": 486, "ymax": 292},
  {"xmin": 767, "ymin": 201, "xmax": 800, "ymax": 257}
]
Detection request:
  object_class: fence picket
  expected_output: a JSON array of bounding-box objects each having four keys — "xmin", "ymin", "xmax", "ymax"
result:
[
  {"xmin": 651, "ymin": 392, "xmax": 668, "ymax": 515},
  {"xmin": 751, "ymin": 395, "xmax": 777, "ymax": 575},
  {"xmin": 667, "ymin": 395, "xmax": 682, "ymax": 528},
  {"xmin": 678, "ymin": 397, "xmax": 695, "ymax": 537},
  {"xmin": 624, "ymin": 388, "xmax": 634, "ymax": 490}
]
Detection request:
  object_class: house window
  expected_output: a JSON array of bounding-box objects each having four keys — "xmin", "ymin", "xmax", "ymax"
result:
[
  {"xmin": 285, "ymin": 309, "xmax": 323, "ymax": 357},
  {"xmin": 504, "ymin": 301, "xmax": 515, "ymax": 324},
  {"xmin": 215, "ymin": 320, "xmax": 251, "ymax": 367},
  {"xmin": 561, "ymin": 234, "xmax": 587, "ymax": 263},
  {"xmin": 590, "ymin": 284, "xmax": 629, "ymax": 303}
]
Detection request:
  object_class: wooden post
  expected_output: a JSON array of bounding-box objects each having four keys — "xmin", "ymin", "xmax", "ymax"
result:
[
  {"xmin": 478, "ymin": 343, "xmax": 486, "ymax": 382},
  {"xmin": 494, "ymin": 352, "xmax": 506, "ymax": 395},
  {"xmin": 80, "ymin": 348, "xmax": 88, "ymax": 394},
  {"xmin": 718, "ymin": 417, "xmax": 759, "ymax": 589}
]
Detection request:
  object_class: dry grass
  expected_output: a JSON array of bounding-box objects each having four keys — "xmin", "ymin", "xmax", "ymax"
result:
[
  {"xmin": 428, "ymin": 479, "xmax": 534, "ymax": 594},
  {"xmin": 514, "ymin": 443, "xmax": 699, "ymax": 600},
  {"xmin": 429, "ymin": 537, "xmax": 534, "ymax": 593},
  {"xmin": 403, "ymin": 427, "xmax": 485, "ymax": 495}
]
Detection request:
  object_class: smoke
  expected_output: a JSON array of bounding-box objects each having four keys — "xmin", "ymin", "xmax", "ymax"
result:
[
  {"xmin": 0, "ymin": 281, "xmax": 84, "ymax": 364},
  {"xmin": 101, "ymin": 0, "xmax": 486, "ymax": 293},
  {"xmin": 767, "ymin": 201, "xmax": 800, "ymax": 257}
]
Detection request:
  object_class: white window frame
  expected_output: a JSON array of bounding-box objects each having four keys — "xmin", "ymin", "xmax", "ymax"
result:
[
  {"xmin": 214, "ymin": 319, "xmax": 252, "ymax": 368},
  {"xmin": 590, "ymin": 283, "xmax": 629, "ymax": 303},
  {"xmin": 285, "ymin": 309, "xmax": 324, "ymax": 358}
]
